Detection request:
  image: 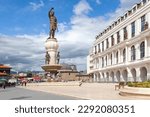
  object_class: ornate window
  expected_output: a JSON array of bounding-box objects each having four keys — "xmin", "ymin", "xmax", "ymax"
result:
[
  {"xmin": 117, "ymin": 31, "xmax": 120, "ymax": 43},
  {"xmin": 102, "ymin": 41, "xmax": 104, "ymax": 51},
  {"xmin": 98, "ymin": 43, "xmax": 101, "ymax": 53},
  {"xmin": 123, "ymin": 48, "xmax": 126, "ymax": 62},
  {"xmin": 111, "ymin": 54, "xmax": 112, "ymax": 65},
  {"xmin": 116, "ymin": 51, "xmax": 118, "ymax": 64},
  {"xmin": 105, "ymin": 56, "xmax": 107, "ymax": 66},
  {"xmin": 143, "ymin": 0, "xmax": 147, "ymax": 4},
  {"xmin": 111, "ymin": 35, "xmax": 114, "ymax": 46},
  {"xmin": 123, "ymin": 27, "xmax": 128, "ymax": 40},
  {"xmin": 140, "ymin": 41, "xmax": 145, "ymax": 58},
  {"xmin": 141, "ymin": 15, "xmax": 145, "ymax": 32},
  {"xmin": 131, "ymin": 21, "xmax": 135, "ymax": 37},
  {"xmin": 95, "ymin": 46, "xmax": 97, "ymax": 54},
  {"xmin": 131, "ymin": 45, "xmax": 136, "ymax": 61},
  {"xmin": 106, "ymin": 38, "xmax": 109, "ymax": 49}
]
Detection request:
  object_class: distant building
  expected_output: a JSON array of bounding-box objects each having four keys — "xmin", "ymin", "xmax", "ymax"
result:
[
  {"xmin": 87, "ymin": 0, "xmax": 150, "ymax": 83},
  {"xmin": 76, "ymin": 71, "xmax": 93, "ymax": 82},
  {"xmin": 58, "ymin": 63, "xmax": 79, "ymax": 81},
  {"xmin": 0, "ymin": 64, "xmax": 12, "ymax": 80}
]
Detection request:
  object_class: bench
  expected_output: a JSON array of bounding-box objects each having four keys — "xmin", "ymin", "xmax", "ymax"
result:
[{"xmin": 115, "ymin": 82, "xmax": 126, "ymax": 90}]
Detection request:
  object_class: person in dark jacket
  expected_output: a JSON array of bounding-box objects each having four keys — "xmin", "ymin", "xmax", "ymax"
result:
[{"xmin": 3, "ymin": 82, "xmax": 6, "ymax": 89}]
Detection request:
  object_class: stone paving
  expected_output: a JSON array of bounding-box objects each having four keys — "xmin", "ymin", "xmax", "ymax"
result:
[{"xmin": 19, "ymin": 82, "xmax": 150, "ymax": 100}]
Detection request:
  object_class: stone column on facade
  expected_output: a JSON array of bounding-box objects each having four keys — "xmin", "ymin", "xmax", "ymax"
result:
[
  {"xmin": 120, "ymin": 48, "xmax": 123, "ymax": 63},
  {"xmin": 101, "ymin": 72, "xmax": 105, "ymax": 83},
  {"xmin": 109, "ymin": 71, "xmax": 113, "ymax": 83},
  {"xmin": 120, "ymin": 29, "xmax": 123, "ymax": 42},
  {"xmin": 98, "ymin": 72, "xmax": 101, "ymax": 82},
  {"xmin": 127, "ymin": 67, "xmax": 133, "ymax": 82},
  {"xmin": 127, "ymin": 25, "xmax": 131, "ymax": 40},
  {"xmin": 127, "ymin": 46, "xmax": 131, "ymax": 62},
  {"xmin": 118, "ymin": 49, "xmax": 121, "ymax": 63},
  {"xmin": 147, "ymin": 37, "xmax": 150, "ymax": 57},
  {"xmin": 145, "ymin": 38, "xmax": 148, "ymax": 57},
  {"xmin": 137, "ymin": 18, "xmax": 141, "ymax": 35},
  {"xmin": 146, "ymin": 65, "xmax": 150, "ymax": 81},
  {"xmin": 120, "ymin": 69, "xmax": 124, "ymax": 82},
  {"xmin": 125, "ymin": 46, "xmax": 128, "ymax": 63},
  {"xmin": 108, "ymin": 54, "xmax": 110, "ymax": 66},
  {"xmin": 113, "ymin": 70, "xmax": 117, "ymax": 82},
  {"xmin": 95, "ymin": 73, "xmax": 98, "ymax": 82},
  {"xmin": 136, "ymin": 43, "xmax": 140, "ymax": 60},
  {"xmin": 106, "ymin": 72, "xmax": 109, "ymax": 83},
  {"xmin": 93, "ymin": 73, "xmax": 96, "ymax": 82},
  {"xmin": 135, "ymin": 67, "xmax": 142, "ymax": 82},
  {"xmin": 98, "ymin": 57, "xmax": 100, "ymax": 69},
  {"xmin": 99, "ymin": 57, "xmax": 101, "ymax": 68},
  {"xmin": 104, "ymin": 72, "xmax": 107, "ymax": 82},
  {"xmin": 112, "ymin": 51, "xmax": 115, "ymax": 65}
]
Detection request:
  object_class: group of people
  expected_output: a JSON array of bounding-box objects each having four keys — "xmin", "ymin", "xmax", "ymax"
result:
[{"xmin": 21, "ymin": 79, "xmax": 27, "ymax": 86}]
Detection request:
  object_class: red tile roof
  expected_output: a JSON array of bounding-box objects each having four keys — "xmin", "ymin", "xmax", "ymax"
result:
[
  {"xmin": 0, "ymin": 72, "xmax": 7, "ymax": 76},
  {"xmin": 0, "ymin": 64, "xmax": 12, "ymax": 69}
]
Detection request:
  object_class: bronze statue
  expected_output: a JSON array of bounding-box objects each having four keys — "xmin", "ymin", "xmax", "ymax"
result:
[
  {"xmin": 45, "ymin": 51, "xmax": 50, "ymax": 64},
  {"xmin": 48, "ymin": 7, "xmax": 57, "ymax": 38},
  {"xmin": 56, "ymin": 51, "xmax": 60, "ymax": 64}
]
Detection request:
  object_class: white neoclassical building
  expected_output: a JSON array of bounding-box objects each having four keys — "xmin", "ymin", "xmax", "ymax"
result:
[{"xmin": 87, "ymin": 0, "xmax": 150, "ymax": 83}]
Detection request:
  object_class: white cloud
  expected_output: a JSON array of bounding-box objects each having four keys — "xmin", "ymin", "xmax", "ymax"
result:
[
  {"xmin": 0, "ymin": 34, "xmax": 46, "ymax": 71},
  {"xmin": 107, "ymin": 0, "xmax": 141, "ymax": 20},
  {"xmin": 29, "ymin": 0, "xmax": 44, "ymax": 11},
  {"xmin": 96, "ymin": 0, "xmax": 101, "ymax": 5},
  {"xmin": 120, "ymin": 0, "xmax": 141, "ymax": 8},
  {"xmin": 73, "ymin": 0, "xmax": 92, "ymax": 16}
]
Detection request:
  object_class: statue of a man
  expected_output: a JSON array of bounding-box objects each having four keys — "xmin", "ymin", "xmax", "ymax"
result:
[
  {"xmin": 56, "ymin": 51, "xmax": 60, "ymax": 64},
  {"xmin": 48, "ymin": 7, "xmax": 57, "ymax": 39},
  {"xmin": 45, "ymin": 51, "xmax": 50, "ymax": 64}
]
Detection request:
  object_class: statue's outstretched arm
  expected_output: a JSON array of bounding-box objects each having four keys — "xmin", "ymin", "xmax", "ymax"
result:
[{"xmin": 48, "ymin": 7, "xmax": 54, "ymax": 18}]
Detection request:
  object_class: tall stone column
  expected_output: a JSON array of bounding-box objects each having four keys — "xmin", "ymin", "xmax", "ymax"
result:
[
  {"xmin": 136, "ymin": 67, "xmax": 142, "ymax": 82},
  {"xmin": 145, "ymin": 38, "xmax": 148, "ymax": 57},
  {"xmin": 120, "ymin": 69, "xmax": 124, "ymax": 82},
  {"xmin": 146, "ymin": 65, "xmax": 150, "ymax": 80},
  {"xmin": 125, "ymin": 46, "xmax": 128, "ymax": 63},
  {"xmin": 127, "ymin": 67, "xmax": 133, "ymax": 82}
]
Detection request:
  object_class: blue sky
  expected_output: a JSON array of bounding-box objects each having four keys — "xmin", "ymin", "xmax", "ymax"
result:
[
  {"xmin": 0, "ymin": 0, "xmax": 119, "ymax": 35},
  {"xmin": 0, "ymin": 0, "xmax": 141, "ymax": 71}
]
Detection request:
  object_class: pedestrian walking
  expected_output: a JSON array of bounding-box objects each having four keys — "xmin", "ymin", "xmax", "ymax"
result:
[{"xmin": 3, "ymin": 82, "xmax": 6, "ymax": 89}]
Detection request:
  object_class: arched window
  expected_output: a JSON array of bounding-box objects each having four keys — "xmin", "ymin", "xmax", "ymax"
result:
[
  {"xmin": 111, "ymin": 54, "xmax": 112, "ymax": 65},
  {"xmin": 116, "ymin": 51, "xmax": 118, "ymax": 64},
  {"xmin": 140, "ymin": 41, "xmax": 145, "ymax": 58},
  {"xmin": 123, "ymin": 48, "xmax": 126, "ymax": 62},
  {"xmin": 105, "ymin": 56, "xmax": 107, "ymax": 66},
  {"xmin": 131, "ymin": 45, "xmax": 136, "ymax": 61}
]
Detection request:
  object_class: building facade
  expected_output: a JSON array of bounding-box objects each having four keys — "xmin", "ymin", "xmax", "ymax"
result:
[
  {"xmin": 58, "ymin": 63, "xmax": 79, "ymax": 81},
  {"xmin": 0, "ymin": 64, "xmax": 12, "ymax": 80},
  {"xmin": 87, "ymin": 0, "xmax": 150, "ymax": 83}
]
